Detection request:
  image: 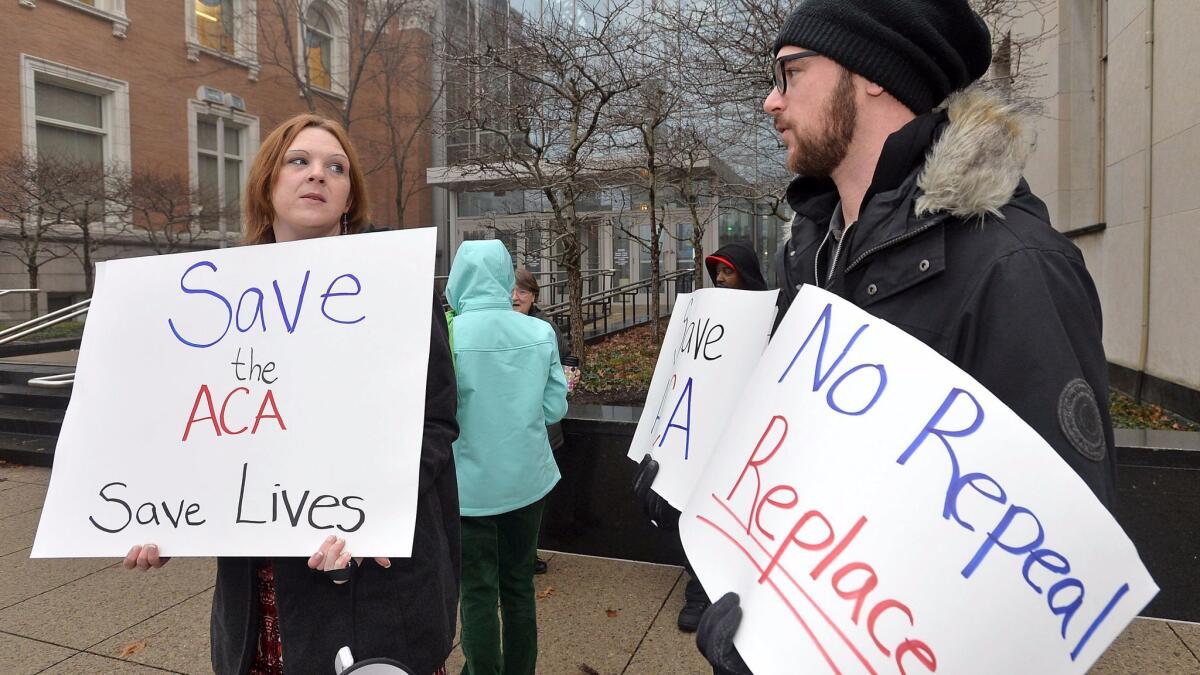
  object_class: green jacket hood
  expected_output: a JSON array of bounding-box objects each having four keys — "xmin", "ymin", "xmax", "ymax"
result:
[{"xmin": 446, "ymin": 240, "xmax": 515, "ymax": 313}]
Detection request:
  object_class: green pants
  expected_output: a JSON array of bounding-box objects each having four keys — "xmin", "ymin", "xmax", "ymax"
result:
[{"xmin": 459, "ymin": 498, "xmax": 545, "ymax": 675}]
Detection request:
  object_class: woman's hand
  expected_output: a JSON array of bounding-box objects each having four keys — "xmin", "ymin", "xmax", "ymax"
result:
[
  {"xmin": 307, "ymin": 535, "xmax": 391, "ymax": 584},
  {"xmin": 123, "ymin": 544, "xmax": 170, "ymax": 570}
]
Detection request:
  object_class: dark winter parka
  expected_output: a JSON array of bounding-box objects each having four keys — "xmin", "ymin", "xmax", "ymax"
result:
[
  {"xmin": 775, "ymin": 88, "xmax": 1117, "ymax": 506},
  {"xmin": 209, "ymin": 293, "xmax": 461, "ymax": 675}
]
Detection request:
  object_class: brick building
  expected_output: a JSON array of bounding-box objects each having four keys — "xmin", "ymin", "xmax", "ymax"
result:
[{"xmin": 0, "ymin": 0, "xmax": 436, "ymax": 316}]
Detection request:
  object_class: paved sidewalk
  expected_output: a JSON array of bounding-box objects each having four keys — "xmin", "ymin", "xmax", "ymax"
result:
[{"xmin": 1, "ymin": 462, "xmax": 1197, "ymax": 674}]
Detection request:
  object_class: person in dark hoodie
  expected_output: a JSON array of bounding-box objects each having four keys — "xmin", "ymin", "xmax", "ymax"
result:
[
  {"xmin": 632, "ymin": 240, "xmax": 772, "ymax": 633},
  {"xmin": 694, "ymin": 1, "xmax": 1118, "ymax": 673},
  {"xmin": 703, "ymin": 241, "xmax": 768, "ymax": 291}
]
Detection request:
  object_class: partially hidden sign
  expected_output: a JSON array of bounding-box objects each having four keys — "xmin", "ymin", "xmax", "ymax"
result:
[
  {"xmin": 680, "ymin": 285, "xmax": 1157, "ymax": 674},
  {"xmin": 32, "ymin": 228, "xmax": 436, "ymax": 558},
  {"xmin": 628, "ymin": 288, "xmax": 779, "ymax": 509}
]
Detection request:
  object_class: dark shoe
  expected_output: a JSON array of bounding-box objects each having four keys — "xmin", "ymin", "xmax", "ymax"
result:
[
  {"xmin": 534, "ymin": 557, "xmax": 548, "ymax": 575},
  {"xmin": 677, "ymin": 596, "xmax": 709, "ymax": 633}
]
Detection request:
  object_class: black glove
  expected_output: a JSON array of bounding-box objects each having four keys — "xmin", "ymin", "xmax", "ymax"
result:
[
  {"xmin": 632, "ymin": 454, "xmax": 680, "ymax": 531},
  {"xmin": 696, "ymin": 592, "xmax": 752, "ymax": 675}
]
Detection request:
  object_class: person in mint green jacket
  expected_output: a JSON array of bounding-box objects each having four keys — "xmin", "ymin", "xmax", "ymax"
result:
[{"xmin": 445, "ymin": 239, "xmax": 568, "ymax": 675}]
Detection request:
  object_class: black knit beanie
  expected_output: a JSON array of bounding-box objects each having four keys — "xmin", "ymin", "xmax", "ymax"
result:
[{"xmin": 773, "ymin": 0, "xmax": 992, "ymax": 114}]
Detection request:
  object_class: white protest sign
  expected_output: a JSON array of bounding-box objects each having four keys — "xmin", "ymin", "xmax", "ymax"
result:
[
  {"xmin": 628, "ymin": 288, "xmax": 778, "ymax": 509},
  {"xmin": 32, "ymin": 228, "xmax": 436, "ymax": 558},
  {"xmin": 681, "ymin": 285, "xmax": 1157, "ymax": 674}
]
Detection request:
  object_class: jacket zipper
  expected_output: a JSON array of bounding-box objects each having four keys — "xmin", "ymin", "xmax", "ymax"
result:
[
  {"xmin": 843, "ymin": 216, "xmax": 946, "ymax": 275},
  {"xmin": 811, "ymin": 229, "xmax": 833, "ymax": 287},
  {"xmin": 825, "ymin": 222, "xmax": 855, "ymax": 287}
]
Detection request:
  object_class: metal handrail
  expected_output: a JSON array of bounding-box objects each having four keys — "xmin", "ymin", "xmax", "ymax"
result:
[
  {"xmin": 28, "ymin": 372, "xmax": 75, "ymax": 388},
  {"xmin": 434, "ymin": 269, "xmax": 618, "ymax": 308},
  {"xmin": 0, "ymin": 289, "xmax": 88, "ymax": 389},
  {"xmin": 0, "ymin": 299, "xmax": 91, "ymax": 345},
  {"xmin": 540, "ymin": 268, "xmax": 693, "ymax": 314},
  {"xmin": 540, "ymin": 268, "xmax": 696, "ymax": 342}
]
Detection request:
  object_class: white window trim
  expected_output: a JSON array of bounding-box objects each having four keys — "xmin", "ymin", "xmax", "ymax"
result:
[
  {"xmin": 187, "ymin": 99, "xmax": 259, "ymax": 242},
  {"xmin": 21, "ymin": 54, "xmax": 131, "ymax": 170},
  {"xmin": 298, "ymin": 0, "xmax": 350, "ymax": 99},
  {"xmin": 21, "ymin": 0, "xmax": 131, "ymax": 38},
  {"xmin": 185, "ymin": 0, "xmax": 261, "ymax": 81}
]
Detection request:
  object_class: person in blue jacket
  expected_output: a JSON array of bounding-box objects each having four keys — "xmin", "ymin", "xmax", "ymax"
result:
[{"xmin": 445, "ymin": 240, "xmax": 569, "ymax": 675}]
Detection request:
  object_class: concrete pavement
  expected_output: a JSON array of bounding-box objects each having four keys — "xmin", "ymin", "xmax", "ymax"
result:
[{"xmin": 1, "ymin": 463, "xmax": 1197, "ymax": 674}]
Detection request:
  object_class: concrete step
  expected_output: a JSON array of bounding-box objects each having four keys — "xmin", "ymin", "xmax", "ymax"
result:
[
  {"xmin": 0, "ymin": 383, "xmax": 72, "ymax": 410},
  {"xmin": 0, "ymin": 362, "xmax": 74, "ymax": 385},
  {"xmin": 0, "ymin": 430, "xmax": 57, "ymax": 466},
  {"xmin": 0, "ymin": 404, "xmax": 65, "ymax": 436}
]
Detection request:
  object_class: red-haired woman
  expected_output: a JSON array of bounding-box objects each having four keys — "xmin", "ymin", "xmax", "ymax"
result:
[{"xmin": 124, "ymin": 114, "xmax": 459, "ymax": 675}]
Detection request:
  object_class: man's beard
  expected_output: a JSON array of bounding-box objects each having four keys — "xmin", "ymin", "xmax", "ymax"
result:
[{"xmin": 788, "ymin": 69, "xmax": 857, "ymax": 177}]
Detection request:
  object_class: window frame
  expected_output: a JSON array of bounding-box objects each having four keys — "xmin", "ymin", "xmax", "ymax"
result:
[
  {"xmin": 20, "ymin": 0, "xmax": 130, "ymax": 38},
  {"xmin": 20, "ymin": 54, "xmax": 131, "ymax": 174},
  {"xmin": 298, "ymin": 0, "xmax": 350, "ymax": 98},
  {"xmin": 187, "ymin": 99, "xmax": 259, "ymax": 242},
  {"xmin": 185, "ymin": 0, "xmax": 261, "ymax": 80}
]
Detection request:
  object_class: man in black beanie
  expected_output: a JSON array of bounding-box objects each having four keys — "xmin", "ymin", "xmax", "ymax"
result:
[{"xmin": 694, "ymin": 0, "xmax": 1118, "ymax": 672}]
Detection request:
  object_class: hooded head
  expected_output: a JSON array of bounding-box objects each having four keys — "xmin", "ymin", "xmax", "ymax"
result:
[
  {"xmin": 704, "ymin": 241, "xmax": 768, "ymax": 291},
  {"xmin": 446, "ymin": 240, "xmax": 516, "ymax": 314}
]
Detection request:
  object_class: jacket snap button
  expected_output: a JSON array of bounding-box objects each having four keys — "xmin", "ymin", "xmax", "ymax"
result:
[
  {"xmin": 919, "ymin": 259, "xmax": 930, "ymax": 272},
  {"xmin": 789, "ymin": 249, "xmax": 796, "ymax": 257},
  {"xmin": 867, "ymin": 283, "xmax": 878, "ymax": 296}
]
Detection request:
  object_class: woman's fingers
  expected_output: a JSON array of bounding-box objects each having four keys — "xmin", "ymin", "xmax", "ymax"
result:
[
  {"xmin": 145, "ymin": 544, "xmax": 168, "ymax": 568},
  {"xmin": 326, "ymin": 538, "xmax": 347, "ymax": 571},
  {"xmin": 308, "ymin": 534, "xmax": 338, "ymax": 569},
  {"xmin": 309, "ymin": 537, "xmax": 390, "ymax": 575},
  {"xmin": 123, "ymin": 545, "xmax": 142, "ymax": 569},
  {"xmin": 123, "ymin": 544, "xmax": 167, "ymax": 570}
]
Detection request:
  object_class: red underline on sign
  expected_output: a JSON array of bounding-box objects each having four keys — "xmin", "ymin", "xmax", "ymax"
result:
[
  {"xmin": 700, "ymin": 493, "xmax": 879, "ymax": 675},
  {"xmin": 695, "ymin": 513, "xmax": 844, "ymax": 675}
]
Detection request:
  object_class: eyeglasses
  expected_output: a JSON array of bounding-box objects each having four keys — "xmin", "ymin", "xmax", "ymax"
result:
[
  {"xmin": 513, "ymin": 288, "xmax": 534, "ymax": 298},
  {"xmin": 771, "ymin": 50, "xmax": 819, "ymax": 95}
]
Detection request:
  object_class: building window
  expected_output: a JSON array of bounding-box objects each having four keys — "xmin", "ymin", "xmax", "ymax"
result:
[
  {"xmin": 299, "ymin": 0, "xmax": 348, "ymax": 96},
  {"xmin": 304, "ymin": 5, "xmax": 335, "ymax": 90},
  {"xmin": 33, "ymin": 80, "xmax": 105, "ymax": 167},
  {"xmin": 20, "ymin": 54, "xmax": 131, "ymax": 179},
  {"xmin": 34, "ymin": 0, "xmax": 130, "ymax": 38},
  {"xmin": 189, "ymin": 101, "xmax": 258, "ymax": 237},
  {"xmin": 185, "ymin": 0, "xmax": 260, "ymax": 79},
  {"xmin": 195, "ymin": 0, "xmax": 236, "ymax": 54}
]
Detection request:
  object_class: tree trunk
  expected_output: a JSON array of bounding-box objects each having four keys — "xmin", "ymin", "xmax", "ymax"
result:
[
  {"xmin": 564, "ymin": 229, "xmax": 586, "ymax": 366},
  {"xmin": 686, "ymin": 199, "xmax": 705, "ymax": 291},
  {"xmin": 81, "ymin": 225, "xmax": 94, "ymax": 295},
  {"xmin": 27, "ymin": 264, "xmax": 39, "ymax": 318}
]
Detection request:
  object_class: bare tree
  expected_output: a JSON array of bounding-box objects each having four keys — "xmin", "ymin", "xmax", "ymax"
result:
[
  {"xmin": 110, "ymin": 169, "xmax": 212, "ymax": 255},
  {"xmin": 442, "ymin": 0, "xmax": 642, "ymax": 363},
  {"xmin": 377, "ymin": 22, "xmax": 445, "ymax": 227},
  {"xmin": 0, "ymin": 153, "xmax": 78, "ymax": 313},
  {"xmin": 254, "ymin": 0, "xmax": 429, "ymax": 131},
  {"xmin": 47, "ymin": 160, "xmax": 122, "ymax": 296}
]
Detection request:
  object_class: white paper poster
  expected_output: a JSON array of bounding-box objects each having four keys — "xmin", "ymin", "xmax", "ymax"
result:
[
  {"xmin": 681, "ymin": 285, "xmax": 1157, "ymax": 674},
  {"xmin": 32, "ymin": 228, "xmax": 437, "ymax": 558},
  {"xmin": 628, "ymin": 288, "xmax": 779, "ymax": 509}
]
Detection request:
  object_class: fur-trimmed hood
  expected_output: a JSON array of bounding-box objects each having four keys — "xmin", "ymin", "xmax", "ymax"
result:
[
  {"xmin": 783, "ymin": 85, "xmax": 1035, "ymax": 224},
  {"xmin": 914, "ymin": 86, "xmax": 1035, "ymax": 220}
]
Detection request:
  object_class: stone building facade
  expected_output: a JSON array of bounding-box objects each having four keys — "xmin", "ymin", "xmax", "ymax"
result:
[
  {"xmin": 0, "ymin": 0, "xmax": 435, "ymax": 317},
  {"xmin": 1020, "ymin": 0, "xmax": 1200, "ymax": 414}
]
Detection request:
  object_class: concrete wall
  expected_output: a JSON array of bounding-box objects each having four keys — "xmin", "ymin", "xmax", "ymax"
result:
[{"xmin": 1023, "ymin": 0, "xmax": 1200, "ymax": 396}]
